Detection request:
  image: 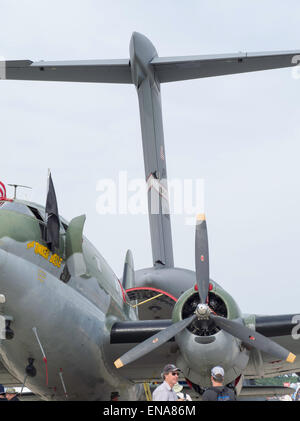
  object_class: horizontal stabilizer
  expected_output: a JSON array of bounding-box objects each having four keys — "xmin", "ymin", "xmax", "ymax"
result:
[
  {"xmin": 151, "ymin": 50, "xmax": 300, "ymax": 83},
  {"xmin": 4, "ymin": 59, "xmax": 132, "ymax": 84},
  {"xmin": 3, "ymin": 47, "xmax": 300, "ymax": 86}
]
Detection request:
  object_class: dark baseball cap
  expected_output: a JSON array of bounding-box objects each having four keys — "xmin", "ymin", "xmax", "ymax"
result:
[{"xmin": 162, "ymin": 364, "xmax": 181, "ymax": 374}]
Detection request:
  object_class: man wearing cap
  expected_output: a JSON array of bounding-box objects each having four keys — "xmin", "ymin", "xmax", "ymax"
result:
[
  {"xmin": 152, "ymin": 364, "xmax": 184, "ymax": 401},
  {"xmin": 202, "ymin": 366, "xmax": 236, "ymax": 401},
  {"xmin": 0, "ymin": 384, "xmax": 7, "ymax": 401},
  {"xmin": 5, "ymin": 388, "xmax": 19, "ymax": 401}
]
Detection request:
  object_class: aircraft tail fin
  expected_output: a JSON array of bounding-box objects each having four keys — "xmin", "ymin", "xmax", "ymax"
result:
[
  {"xmin": 130, "ymin": 32, "xmax": 174, "ymax": 268},
  {"xmin": 122, "ymin": 249, "xmax": 135, "ymax": 290},
  {"xmin": 122, "ymin": 250, "xmax": 138, "ymax": 319}
]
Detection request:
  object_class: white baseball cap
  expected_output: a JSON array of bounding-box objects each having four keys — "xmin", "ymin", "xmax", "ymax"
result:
[{"xmin": 211, "ymin": 366, "xmax": 224, "ymax": 380}]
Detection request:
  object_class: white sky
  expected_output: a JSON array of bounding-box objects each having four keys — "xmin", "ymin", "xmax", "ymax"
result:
[{"xmin": 0, "ymin": 0, "xmax": 300, "ymax": 314}]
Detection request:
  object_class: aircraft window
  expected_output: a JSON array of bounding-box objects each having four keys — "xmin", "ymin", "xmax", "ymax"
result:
[
  {"xmin": 27, "ymin": 206, "xmax": 45, "ymax": 222},
  {"xmin": 0, "ymin": 201, "xmax": 33, "ymax": 216},
  {"xmin": 26, "ymin": 206, "xmax": 47, "ymax": 239}
]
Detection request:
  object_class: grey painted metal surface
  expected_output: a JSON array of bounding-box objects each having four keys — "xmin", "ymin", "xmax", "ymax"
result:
[{"xmin": 129, "ymin": 32, "xmax": 174, "ymax": 267}]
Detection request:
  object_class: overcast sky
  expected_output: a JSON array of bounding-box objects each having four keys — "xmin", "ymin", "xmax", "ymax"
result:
[{"xmin": 0, "ymin": 0, "xmax": 300, "ymax": 314}]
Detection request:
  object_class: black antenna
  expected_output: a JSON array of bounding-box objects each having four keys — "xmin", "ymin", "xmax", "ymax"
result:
[{"xmin": 7, "ymin": 184, "xmax": 32, "ymax": 199}]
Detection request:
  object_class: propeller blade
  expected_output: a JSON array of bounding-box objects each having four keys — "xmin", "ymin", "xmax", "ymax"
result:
[
  {"xmin": 210, "ymin": 314, "xmax": 296, "ymax": 363},
  {"xmin": 195, "ymin": 214, "xmax": 210, "ymax": 303},
  {"xmin": 114, "ymin": 315, "xmax": 196, "ymax": 368}
]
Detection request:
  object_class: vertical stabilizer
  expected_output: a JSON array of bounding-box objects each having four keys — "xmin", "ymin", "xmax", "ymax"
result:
[{"xmin": 130, "ymin": 32, "xmax": 174, "ymax": 268}]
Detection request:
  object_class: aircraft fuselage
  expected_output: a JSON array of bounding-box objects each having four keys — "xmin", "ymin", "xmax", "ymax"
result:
[{"xmin": 0, "ymin": 200, "xmax": 140, "ymax": 400}]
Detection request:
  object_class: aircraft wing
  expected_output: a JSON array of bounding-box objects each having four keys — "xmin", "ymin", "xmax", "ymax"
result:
[
  {"xmin": 245, "ymin": 314, "xmax": 300, "ymax": 378},
  {"xmin": 4, "ymin": 59, "xmax": 132, "ymax": 84},
  {"xmin": 152, "ymin": 50, "xmax": 300, "ymax": 82}
]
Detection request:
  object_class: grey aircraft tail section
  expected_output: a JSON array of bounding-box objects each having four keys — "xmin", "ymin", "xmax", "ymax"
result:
[
  {"xmin": 4, "ymin": 47, "xmax": 300, "ymax": 85},
  {"xmin": 151, "ymin": 50, "xmax": 300, "ymax": 83},
  {"xmin": 129, "ymin": 32, "xmax": 174, "ymax": 268},
  {"xmin": 5, "ymin": 59, "xmax": 132, "ymax": 84},
  {"xmin": 3, "ymin": 33, "xmax": 300, "ymax": 269}
]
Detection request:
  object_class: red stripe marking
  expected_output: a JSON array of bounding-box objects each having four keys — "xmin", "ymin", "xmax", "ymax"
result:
[
  {"xmin": 125, "ymin": 287, "xmax": 178, "ymax": 302},
  {"xmin": 117, "ymin": 279, "xmax": 126, "ymax": 303},
  {"xmin": 43, "ymin": 357, "xmax": 48, "ymax": 385},
  {"xmin": 185, "ymin": 379, "xmax": 193, "ymax": 390}
]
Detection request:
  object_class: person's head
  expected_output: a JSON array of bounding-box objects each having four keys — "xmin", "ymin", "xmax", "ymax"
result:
[
  {"xmin": 0, "ymin": 384, "xmax": 5, "ymax": 399},
  {"xmin": 5, "ymin": 387, "xmax": 17, "ymax": 400},
  {"xmin": 211, "ymin": 366, "xmax": 224, "ymax": 386},
  {"xmin": 161, "ymin": 364, "xmax": 181, "ymax": 388}
]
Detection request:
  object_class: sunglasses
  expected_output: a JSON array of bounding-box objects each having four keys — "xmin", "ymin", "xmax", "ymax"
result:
[{"xmin": 171, "ymin": 372, "xmax": 179, "ymax": 376}]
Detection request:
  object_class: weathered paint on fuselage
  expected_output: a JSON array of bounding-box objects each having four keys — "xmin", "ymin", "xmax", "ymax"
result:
[{"xmin": 0, "ymin": 200, "xmax": 140, "ymax": 400}]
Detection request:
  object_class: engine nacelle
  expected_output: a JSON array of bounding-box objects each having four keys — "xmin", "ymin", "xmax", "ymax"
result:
[{"xmin": 171, "ymin": 281, "xmax": 250, "ymax": 387}]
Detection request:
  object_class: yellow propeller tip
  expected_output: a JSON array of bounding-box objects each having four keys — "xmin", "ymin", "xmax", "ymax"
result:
[
  {"xmin": 114, "ymin": 358, "xmax": 124, "ymax": 369},
  {"xmin": 197, "ymin": 213, "xmax": 206, "ymax": 221},
  {"xmin": 286, "ymin": 353, "xmax": 296, "ymax": 363}
]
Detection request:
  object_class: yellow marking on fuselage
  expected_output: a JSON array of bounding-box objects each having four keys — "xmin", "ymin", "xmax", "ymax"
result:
[
  {"xmin": 38, "ymin": 269, "xmax": 46, "ymax": 283},
  {"xmin": 27, "ymin": 241, "xmax": 63, "ymax": 268}
]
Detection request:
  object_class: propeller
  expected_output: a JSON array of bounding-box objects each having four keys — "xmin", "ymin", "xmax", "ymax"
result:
[
  {"xmin": 114, "ymin": 315, "xmax": 196, "ymax": 368},
  {"xmin": 195, "ymin": 213, "xmax": 209, "ymax": 304},
  {"xmin": 210, "ymin": 314, "xmax": 295, "ymax": 363},
  {"xmin": 114, "ymin": 214, "xmax": 296, "ymax": 369}
]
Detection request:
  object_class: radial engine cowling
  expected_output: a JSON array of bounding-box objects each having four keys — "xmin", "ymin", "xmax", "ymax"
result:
[{"xmin": 171, "ymin": 282, "xmax": 250, "ymax": 388}]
